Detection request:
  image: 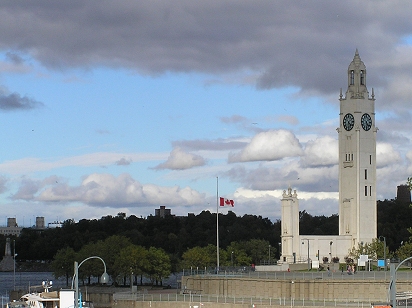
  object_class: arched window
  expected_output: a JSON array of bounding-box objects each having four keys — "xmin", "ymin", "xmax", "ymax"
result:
[
  {"xmin": 350, "ymin": 70, "xmax": 354, "ymax": 85},
  {"xmin": 360, "ymin": 70, "xmax": 364, "ymax": 85}
]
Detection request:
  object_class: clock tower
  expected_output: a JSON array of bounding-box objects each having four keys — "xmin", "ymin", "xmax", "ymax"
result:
[{"xmin": 338, "ymin": 50, "xmax": 377, "ymax": 247}]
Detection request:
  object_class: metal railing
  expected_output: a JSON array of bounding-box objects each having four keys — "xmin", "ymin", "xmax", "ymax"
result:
[
  {"xmin": 1, "ymin": 295, "xmax": 10, "ymax": 308},
  {"xmin": 113, "ymin": 292, "xmax": 378, "ymax": 307},
  {"xmin": 182, "ymin": 268, "xmax": 412, "ymax": 281}
]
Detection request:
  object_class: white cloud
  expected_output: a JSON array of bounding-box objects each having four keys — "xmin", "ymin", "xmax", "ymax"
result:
[
  {"xmin": 376, "ymin": 142, "xmax": 402, "ymax": 168},
  {"xmin": 275, "ymin": 115, "xmax": 299, "ymax": 126},
  {"xmin": 11, "ymin": 175, "xmax": 61, "ymax": 200},
  {"xmin": 233, "ymin": 187, "xmax": 339, "ymax": 218},
  {"xmin": 406, "ymin": 150, "xmax": 412, "ymax": 174},
  {"xmin": 153, "ymin": 147, "xmax": 206, "ymax": 170},
  {"xmin": 115, "ymin": 157, "xmax": 133, "ymax": 166},
  {"xmin": 33, "ymin": 173, "xmax": 205, "ymax": 207},
  {"xmin": 0, "ymin": 152, "xmax": 167, "ymax": 175},
  {"xmin": 300, "ymin": 136, "xmax": 338, "ymax": 167},
  {"xmin": 228, "ymin": 130, "xmax": 303, "ymax": 162},
  {"xmin": 0, "ymin": 176, "xmax": 8, "ymax": 194}
]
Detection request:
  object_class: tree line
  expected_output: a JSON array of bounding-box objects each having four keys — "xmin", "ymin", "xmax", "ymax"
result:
[
  {"xmin": 6, "ymin": 210, "xmax": 344, "ymax": 264},
  {"xmin": 2, "ymin": 195, "xmax": 412, "ymax": 285}
]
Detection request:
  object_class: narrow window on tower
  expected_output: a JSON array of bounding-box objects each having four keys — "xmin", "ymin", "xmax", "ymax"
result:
[
  {"xmin": 365, "ymin": 169, "xmax": 367, "ymax": 180},
  {"xmin": 351, "ymin": 153, "xmax": 353, "ymax": 161},
  {"xmin": 370, "ymin": 186, "xmax": 372, "ymax": 196},
  {"xmin": 365, "ymin": 186, "xmax": 368, "ymax": 196},
  {"xmin": 350, "ymin": 70, "xmax": 354, "ymax": 85},
  {"xmin": 370, "ymin": 155, "xmax": 372, "ymax": 165},
  {"xmin": 360, "ymin": 70, "xmax": 364, "ymax": 85}
]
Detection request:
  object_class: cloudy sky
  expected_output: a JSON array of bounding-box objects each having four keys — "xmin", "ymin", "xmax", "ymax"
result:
[{"xmin": 1, "ymin": 1, "xmax": 412, "ymax": 226}]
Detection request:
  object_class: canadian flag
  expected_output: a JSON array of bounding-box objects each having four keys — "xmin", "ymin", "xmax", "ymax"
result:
[{"xmin": 220, "ymin": 197, "xmax": 234, "ymax": 207}]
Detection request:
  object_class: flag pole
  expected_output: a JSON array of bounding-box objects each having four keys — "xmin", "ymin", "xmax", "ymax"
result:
[{"xmin": 216, "ymin": 176, "xmax": 219, "ymax": 272}]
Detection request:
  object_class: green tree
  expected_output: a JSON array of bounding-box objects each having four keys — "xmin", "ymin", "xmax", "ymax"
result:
[
  {"xmin": 76, "ymin": 242, "xmax": 107, "ymax": 285},
  {"xmin": 347, "ymin": 238, "xmax": 387, "ymax": 262},
  {"xmin": 51, "ymin": 247, "xmax": 76, "ymax": 286},
  {"xmin": 146, "ymin": 247, "xmax": 171, "ymax": 286},
  {"xmin": 181, "ymin": 245, "xmax": 215, "ymax": 268},
  {"xmin": 225, "ymin": 242, "xmax": 252, "ymax": 266},
  {"xmin": 395, "ymin": 242, "xmax": 412, "ymax": 262},
  {"xmin": 113, "ymin": 245, "xmax": 149, "ymax": 286},
  {"xmin": 96, "ymin": 235, "xmax": 132, "ymax": 279},
  {"xmin": 242, "ymin": 239, "xmax": 271, "ymax": 265}
]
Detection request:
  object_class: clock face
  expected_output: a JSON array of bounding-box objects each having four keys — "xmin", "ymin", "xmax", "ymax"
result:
[
  {"xmin": 343, "ymin": 113, "xmax": 354, "ymax": 131},
  {"xmin": 361, "ymin": 113, "xmax": 372, "ymax": 131}
]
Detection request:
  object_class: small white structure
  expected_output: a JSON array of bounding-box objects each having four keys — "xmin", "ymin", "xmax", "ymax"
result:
[{"xmin": 281, "ymin": 187, "xmax": 351, "ymax": 263}]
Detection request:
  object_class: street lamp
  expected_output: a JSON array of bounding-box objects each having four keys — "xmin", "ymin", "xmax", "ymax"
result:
[
  {"xmin": 13, "ymin": 240, "xmax": 17, "ymax": 291},
  {"xmin": 302, "ymin": 239, "xmax": 310, "ymax": 271},
  {"xmin": 329, "ymin": 241, "xmax": 333, "ymax": 262},
  {"xmin": 388, "ymin": 256, "xmax": 412, "ymax": 308},
  {"xmin": 379, "ymin": 236, "xmax": 387, "ymax": 271},
  {"xmin": 268, "ymin": 245, "xmax": 271, "ymax": 265},
  {"xmin": 278, "ymin": 242, "xmax": 282, "ymax": 259},
  {"xmin": 71, "ymin": 256, "xmax": 109, "ymax": 308}
]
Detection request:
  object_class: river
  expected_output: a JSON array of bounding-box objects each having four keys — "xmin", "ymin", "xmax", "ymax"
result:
[{"xmin": 0, "ymin": 272, "xmax": 67, "ymax": 295}]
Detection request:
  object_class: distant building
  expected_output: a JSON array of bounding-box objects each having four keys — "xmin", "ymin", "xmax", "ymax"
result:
[
  {"xmin": 36, "ymin": 217, "xmax": 46, "ymax": 229},
  {"xmin": 155, "ymin": 206, "xmax": 171, "ymax": 218},
  {"xmin": 48, "ymin": 221, "xmax": 63, "ymax": 228},
  {"xmin": 7, "ymin": 218, "xmax": 17, "ymax": 227},
  {"xmin": 397, "ymin": 185, "xmax": 411, "ymax": 203},
  {"xmin": 0, "ymin": 218, "xmax": 22, "ymax": 236},
  {"xmin": 0, "ymin": 216, "xmax": 48, "ymax": 236}
]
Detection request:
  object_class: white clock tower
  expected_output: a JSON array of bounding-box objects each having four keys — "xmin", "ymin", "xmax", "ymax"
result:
[{"xmin": 338, "ymin": 50, "xmax": 377, "ymax": 247}]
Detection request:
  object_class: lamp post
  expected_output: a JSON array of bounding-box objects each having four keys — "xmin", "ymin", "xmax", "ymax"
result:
[
  {"xmin": 13, "ymin": 240, "xmax": 16, "ymax": 291},
  {"xmin": 379, "ymin": 236, "xmax": 387, "ymax": 271},
  {"xmin": 72, "ymin": 256, "xmax": 109, "ymax": 308},
  {"xmin": 388, "ymin": 256, "xmax": 412, "ymax": 308},
  {"xmin": 329, "ymin": 241, "xmax": 333, "ymax": 262},
  {"xmin": 278, "ymin": 242, "xmax": 282, "ymax": 259},
  {"xmin": 302, "ymin": 239, "xmax": 310, "ymax": 271},
  {"xmin": 268, "ymin": 245, "xmax": 271, "ymax": 265}
]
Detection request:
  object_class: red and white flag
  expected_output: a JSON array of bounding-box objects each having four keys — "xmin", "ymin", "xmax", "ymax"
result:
[{"xmin": 220, "ymin": 197, "xmax": 234, "ymax": 207}]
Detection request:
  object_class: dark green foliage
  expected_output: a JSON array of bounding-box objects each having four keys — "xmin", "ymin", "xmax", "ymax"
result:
[
  {"xmin": 299, "ymin": 210, "xmax": 339, "ymax": 235},
  {"xmin": 12, "ymin": 209, "xmax": 353, "ymax": 266},
  {"xmin": 8, "ymin": 195, "xmax": 412, "ymax": 277},
  {"xmin": 14, "ymin": 210, "xmax": 284, "ymax": 263},
  {"xmin": 377, "ymin": 198, "xmax": 412, "ymax": 251}
]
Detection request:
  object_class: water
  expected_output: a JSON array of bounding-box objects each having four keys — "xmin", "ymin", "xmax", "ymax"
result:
[{"xmin": 0, "ymin": 272, "xmax": 67, "ymax": 295}]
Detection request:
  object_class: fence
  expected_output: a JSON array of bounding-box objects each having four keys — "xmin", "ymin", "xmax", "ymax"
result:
[
  {"xmin": 1, "ymin": 295, "xmax": 10, "ymax": 308},
  {"xmin": 113, "ymin": 292, "xmax": 380, "ymax": 307},
  {"xmin": 182, "ymin": 268, "xmax": 412, "ymax": 281}
]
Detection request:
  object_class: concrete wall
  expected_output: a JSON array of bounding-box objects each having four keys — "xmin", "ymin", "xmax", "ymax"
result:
[
  {"xmin": 114, "ymin": 301, "xmax": 258, "ymax": 308},
  {"xmin": 181, "ymin": 275, "xmax": 407, "ymax": 302},
  {"xmin": 113, "ymin": 300, "xmax": 355, "ymax": 308}
]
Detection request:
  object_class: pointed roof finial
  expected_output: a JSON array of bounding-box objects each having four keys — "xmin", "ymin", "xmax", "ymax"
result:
[
  {"xmin": 349, "ymin": 49, "xmax": 365, "ymax": 70},
  {"xmin": 353, "ymin": 49, "xmax": 362, "ymax": 63}
]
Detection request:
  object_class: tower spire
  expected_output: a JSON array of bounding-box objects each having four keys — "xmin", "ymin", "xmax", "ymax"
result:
[{"xmin": 346, "ymin": 49, "xmax": 368, "ymax": 99}]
